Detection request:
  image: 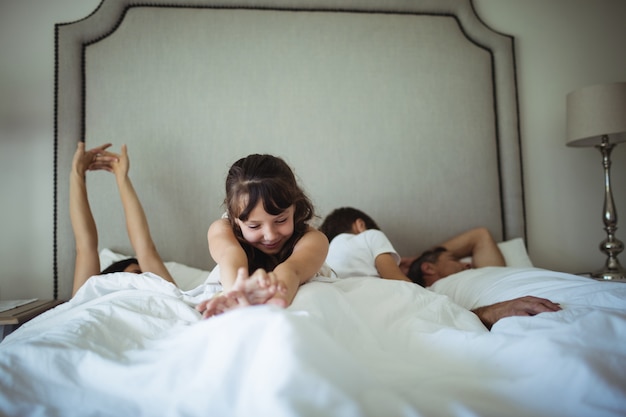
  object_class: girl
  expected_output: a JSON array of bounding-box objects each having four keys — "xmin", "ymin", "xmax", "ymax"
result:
[{"xmin": 196, "ymin": 154, "xmax": 329, "ymax": 318}]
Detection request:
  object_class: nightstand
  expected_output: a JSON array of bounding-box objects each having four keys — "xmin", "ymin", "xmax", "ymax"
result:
[
  {"xmin": 0, "ymin": 299, "xmax": 64, "ymax": 326},
  {"xmin": 0, "ymin": 299, "xmax": 65, "ymax": 341}
]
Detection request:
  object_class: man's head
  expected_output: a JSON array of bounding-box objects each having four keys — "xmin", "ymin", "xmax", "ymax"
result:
[{"xmin": 407, "ymin": 247, "xmax": 471, "ymax": 287}]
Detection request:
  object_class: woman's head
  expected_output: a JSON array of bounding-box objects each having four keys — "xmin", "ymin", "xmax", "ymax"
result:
[
  {"xmin": 101, "ymin": 257, "xmax": 140, "ymax": 275},
  {"xmin": 319, "ymin": 207, "xmax": 380, "ymax": 242},
  {"xmin": 224, "ymin": 154, "xmax": 314, "ymax": 268}
]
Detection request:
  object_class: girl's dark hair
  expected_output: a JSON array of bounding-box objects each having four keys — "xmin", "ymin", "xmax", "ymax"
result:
[
  {"xmin": 101, "ymin": 257, "xmax": 139, "ymax": 275},
  {"xmin": 319, "ymin": 207, "xmax": 380, "ymax": 243},
  {"xmin": 224, "ymin": 154, "xmax": 315, "ymax": 273}
]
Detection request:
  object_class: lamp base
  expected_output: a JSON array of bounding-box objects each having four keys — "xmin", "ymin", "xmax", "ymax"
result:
[
  {"xmin": 588, "ymin": 138, "xmax": 626, "ymax": 283},
  {"xmin": 590, "ymin": 268, "xmax": 626, "ymax": 282}
]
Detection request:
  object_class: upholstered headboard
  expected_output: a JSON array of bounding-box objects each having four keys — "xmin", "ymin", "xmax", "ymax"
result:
[{"xmin": 54, "ymin": 0, "xmax": 523, "ymax": 300}]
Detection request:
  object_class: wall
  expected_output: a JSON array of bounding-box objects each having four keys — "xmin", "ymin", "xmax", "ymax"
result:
[
  {"xmin": 1, "ymin": 0, "xmax": 625, "ymax": 300},
  {"xmin": 1, "ymin": 0, "xmax": 103, "ymax": 300},
  {"xmin": 473, "ymin": 0, "xmax": 626, "ymax": 274}
]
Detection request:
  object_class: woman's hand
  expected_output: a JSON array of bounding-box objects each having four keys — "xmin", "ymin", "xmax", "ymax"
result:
[
  {"xmin": 108, "ymin": 144, "xmax": 130, "ymax": 182},
  {"xmin": 71, "ymin": 142, "xmax": 115, "ymax": 177}
]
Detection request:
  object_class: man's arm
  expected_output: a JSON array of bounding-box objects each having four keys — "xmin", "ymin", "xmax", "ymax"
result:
[
  {"xmin": 441, "ymin": 227, "xmax": 505, "ymax": 268},
  {"xmin": 472, "ymin": 296, "xmax": 562, "ymax": 330}
]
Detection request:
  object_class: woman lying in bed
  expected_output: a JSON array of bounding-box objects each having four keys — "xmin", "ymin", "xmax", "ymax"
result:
[
  {"xmin": 321, "ymin": 207, "xmax": 561, "ymax": 329},
  {"xmin": 70, "ymin": 141, "xmax": 178, "ymax": 295}
]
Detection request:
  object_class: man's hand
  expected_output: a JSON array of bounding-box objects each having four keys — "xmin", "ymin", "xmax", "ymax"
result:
[{"xmin": 472, "ymin": 296, "xmax": 561, "ymax": 330}]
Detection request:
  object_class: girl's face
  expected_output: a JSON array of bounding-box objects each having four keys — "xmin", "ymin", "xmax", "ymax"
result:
[{"xmin": 235, "ymin": 201, "xmax": 295, "ymax": 255}]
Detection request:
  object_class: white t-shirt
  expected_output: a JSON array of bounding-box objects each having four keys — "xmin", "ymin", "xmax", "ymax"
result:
[{"xmin": 326, "ymin": 229, "xmax": 400, "ymax": 278}]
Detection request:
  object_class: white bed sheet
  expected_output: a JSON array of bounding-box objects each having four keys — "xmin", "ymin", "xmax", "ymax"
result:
[{"xmin": 1, "ymin": 271, "xmax": 625, "ymax": 417}]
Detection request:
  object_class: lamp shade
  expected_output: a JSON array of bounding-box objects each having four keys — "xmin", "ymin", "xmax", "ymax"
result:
[{"xmin": 566, "ymin": 81, "xmax": 626, "ymax": 147}]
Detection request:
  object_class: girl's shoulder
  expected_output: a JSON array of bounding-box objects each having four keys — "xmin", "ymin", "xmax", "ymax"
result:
[
  {"xmin": 304, "ymin": 225, "xmax": 326, "ymax": 236},
  {"xmin": 210, "ymin": 216, "xmax": 231, "ymax": 228},
  {"xmin": 299, "ymin": 226, "xmax": 330, "ymax": 246}
]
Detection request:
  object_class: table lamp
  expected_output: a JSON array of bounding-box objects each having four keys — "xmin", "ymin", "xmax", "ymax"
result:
[{"xmin": 566, "ymin": 81, "xmax": 626, "ymax": 280}]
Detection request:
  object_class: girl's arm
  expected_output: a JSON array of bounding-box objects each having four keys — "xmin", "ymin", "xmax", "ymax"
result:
[
  {"xmin": 268, "ymin": 227, "xmax": 329, "ymax": 307},
  {"xmin": 111, "ymin": 145, "xmax": 175, "ymax": 284},
  {"xmin": 206, "ymin": 222, "xmax": 327, "ymax": 309},
  {"xmin": 207, "ymin": 218, "xmax": 249, "ymax": 290}
]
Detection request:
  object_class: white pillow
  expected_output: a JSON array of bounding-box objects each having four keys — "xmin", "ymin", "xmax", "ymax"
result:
[
  {"xmin": 461, "ymin": 237, "xmax": 533, "ymax": 267},
  {"xmin": 98, "ymin": 248, "xmax": 212, "ymax": 291},
  {"xmin": 99, "ymin": 248, "xmax": 130, "ymax": 269},
  {"xmin": 164, "ymin": 261, "xmax": 213, "ymax": 291},
  {"xmin": 498, "ymin": 238, "xmax": 534, "ymax": 267}
]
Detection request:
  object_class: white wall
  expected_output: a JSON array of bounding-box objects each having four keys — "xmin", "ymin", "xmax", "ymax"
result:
[
  {"xmin": 1, "ymin": 0, "xmax": 625, "ymax": 300},
  {"xmin": 1, "ymin": 0, "xmax": 103, "ymax": 300},
  {"xmin": 473, "ymin": 0, "xmax": 626, "ymax": 274}
]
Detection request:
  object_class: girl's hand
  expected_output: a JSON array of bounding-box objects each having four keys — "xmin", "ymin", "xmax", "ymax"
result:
[
  {"xmin": 195, "ymin": 267, "xmax": 289, "ymax": 319},
  {"xmin": 196, "ymin": 290, "xmax": 250, "ymax": 319},
  {"xmin": 232, "ymin": 267, "xmax": 287, "ymax": 305},
  {"xmin": 399, "ymin": 256, "xmax": 418, "ymax": 276}
]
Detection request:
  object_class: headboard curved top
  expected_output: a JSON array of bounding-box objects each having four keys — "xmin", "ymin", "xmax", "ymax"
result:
[{"xmin": 55, "ymin": 0, "xmax": 523, "ymax": 300}]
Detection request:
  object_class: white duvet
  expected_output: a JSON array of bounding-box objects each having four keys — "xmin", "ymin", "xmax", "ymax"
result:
[{"xmin": 1, "ymin": 268, "xmax": 625, "ymax": 417}]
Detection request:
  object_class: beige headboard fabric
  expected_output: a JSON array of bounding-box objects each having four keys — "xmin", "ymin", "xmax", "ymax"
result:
[{"xmin": 55, "ymin": 0, "xmax": 523, "ymax": 300}]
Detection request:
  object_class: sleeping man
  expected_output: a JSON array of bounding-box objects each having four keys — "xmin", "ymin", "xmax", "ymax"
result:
[
  {"xmin": 403, "ymin": 227, "xmax": 505, "ymax": 287},
  {"xmin": 320, "ymin": 207, "xmax": 561, "ymax": 329}
]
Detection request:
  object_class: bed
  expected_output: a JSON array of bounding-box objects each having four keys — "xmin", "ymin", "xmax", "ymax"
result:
[{"xmin": 1, "ymin": 0, "xmax": 625, "ymax": 416}]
